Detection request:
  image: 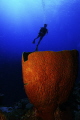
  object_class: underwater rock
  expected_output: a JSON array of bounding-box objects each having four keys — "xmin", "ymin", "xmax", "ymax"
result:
[
  {"xmin": 22, "ymin": 50, "xmax": 78, "ymax": 120},
  {"xmin": 0, "ymin": 106, "xmax": 13, "ymax": 113},
  {"xmin": 54, "ymin": 106, "xmax": 74, "ymax": 120},
  {"xmin": 75, "ymin": 111, "xmax": 80, "ymax": 120},
  {"xmin": 13, "ymin": 98, "xmax": 30, "ymax": 109},
  {"xmin": 26, "ymin": 103, "xmax": 33, "ymax": 110}
]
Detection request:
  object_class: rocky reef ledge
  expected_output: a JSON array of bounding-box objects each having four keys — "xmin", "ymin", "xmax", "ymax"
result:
[{"xmin": 0, "ymin": 80, "xmax": 80, "ymax": 120}]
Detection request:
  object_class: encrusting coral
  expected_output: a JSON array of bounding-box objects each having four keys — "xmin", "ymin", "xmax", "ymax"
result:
[
  {"xmin": 22, "ymin": 50, "xmax": 78, "ymax": 120},
  {"xmin": 0, "ymin": 111, "xmax": 7, "ymax": 120}
]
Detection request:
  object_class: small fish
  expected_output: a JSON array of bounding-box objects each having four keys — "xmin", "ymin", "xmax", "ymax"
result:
[{"xmin": 24, "ymin": 83, "xmax": 28, "ymax": 85}]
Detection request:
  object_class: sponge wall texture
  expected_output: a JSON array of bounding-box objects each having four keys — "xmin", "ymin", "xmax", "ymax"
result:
[{"xmin": 22, "ymin": 50, "xmax": 78, "ymax": 120}]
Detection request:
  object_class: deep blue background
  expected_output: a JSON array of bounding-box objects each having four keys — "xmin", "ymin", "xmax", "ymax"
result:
[{"xmin": 0, "ymin": 0, "xmax": 80, "ymax": 105}]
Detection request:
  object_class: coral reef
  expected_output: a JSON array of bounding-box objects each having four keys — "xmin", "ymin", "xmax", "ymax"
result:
[
  {"xmin": 0, "ymin": 82, "xmax": 80, "ymax": 120},
  {"xmin": 22, "ymin": 50, "xmax": 78, "ymax": 120},
  {"xmin": 0, "ymin": 111, "xmax": 7, "ymax": 120},
  {"xmin": 0, "ymin": 98, "xmax": 33, "ymax": 120}
]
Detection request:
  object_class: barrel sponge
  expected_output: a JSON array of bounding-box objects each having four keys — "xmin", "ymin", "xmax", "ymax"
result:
[{"xmin": 22, "ymin": 50, "xmax": 78, "ymax": 120}]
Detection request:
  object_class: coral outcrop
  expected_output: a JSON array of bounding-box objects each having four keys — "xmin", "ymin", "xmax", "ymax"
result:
[
  {"xmin": 0, "ymin": 111, "xmax": 7, "ymax": 120},
  {"xmin": 22, "ymin": 50, "xmax": 78, "ymax": 120}
]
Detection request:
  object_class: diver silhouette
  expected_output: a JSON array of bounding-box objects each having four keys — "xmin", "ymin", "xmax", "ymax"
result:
[{"xmin": 32, "ymin": 24, "xmax": 48, "ymax": 51}]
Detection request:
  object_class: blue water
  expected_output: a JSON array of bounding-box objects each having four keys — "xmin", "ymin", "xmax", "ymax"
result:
[{"xmin": 0, "ymin": 0, "xmax": 80, "ymax": 105}]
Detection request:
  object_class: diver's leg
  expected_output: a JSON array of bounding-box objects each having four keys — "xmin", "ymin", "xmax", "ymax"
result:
[
  {"xmin": 32, "ymin": 35, "xmax": 40, "ymax": 44},
  {"xmin": 35, "ymin": 36, "xmax": 43, "ymax": 51},
  {"xmin": 37, "ymin": 36, "xmax": 43, "ymax": 46}
]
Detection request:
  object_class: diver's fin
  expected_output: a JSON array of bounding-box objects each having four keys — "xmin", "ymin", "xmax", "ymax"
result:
[{"xmin": 35, "ymin": 46, "xmax": 38, "ymax": 51}]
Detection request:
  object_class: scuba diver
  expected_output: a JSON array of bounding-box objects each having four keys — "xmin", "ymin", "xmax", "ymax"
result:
[{"xmin": 32, "ymin": 24, "xmax": 48, "ymax": 51}]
